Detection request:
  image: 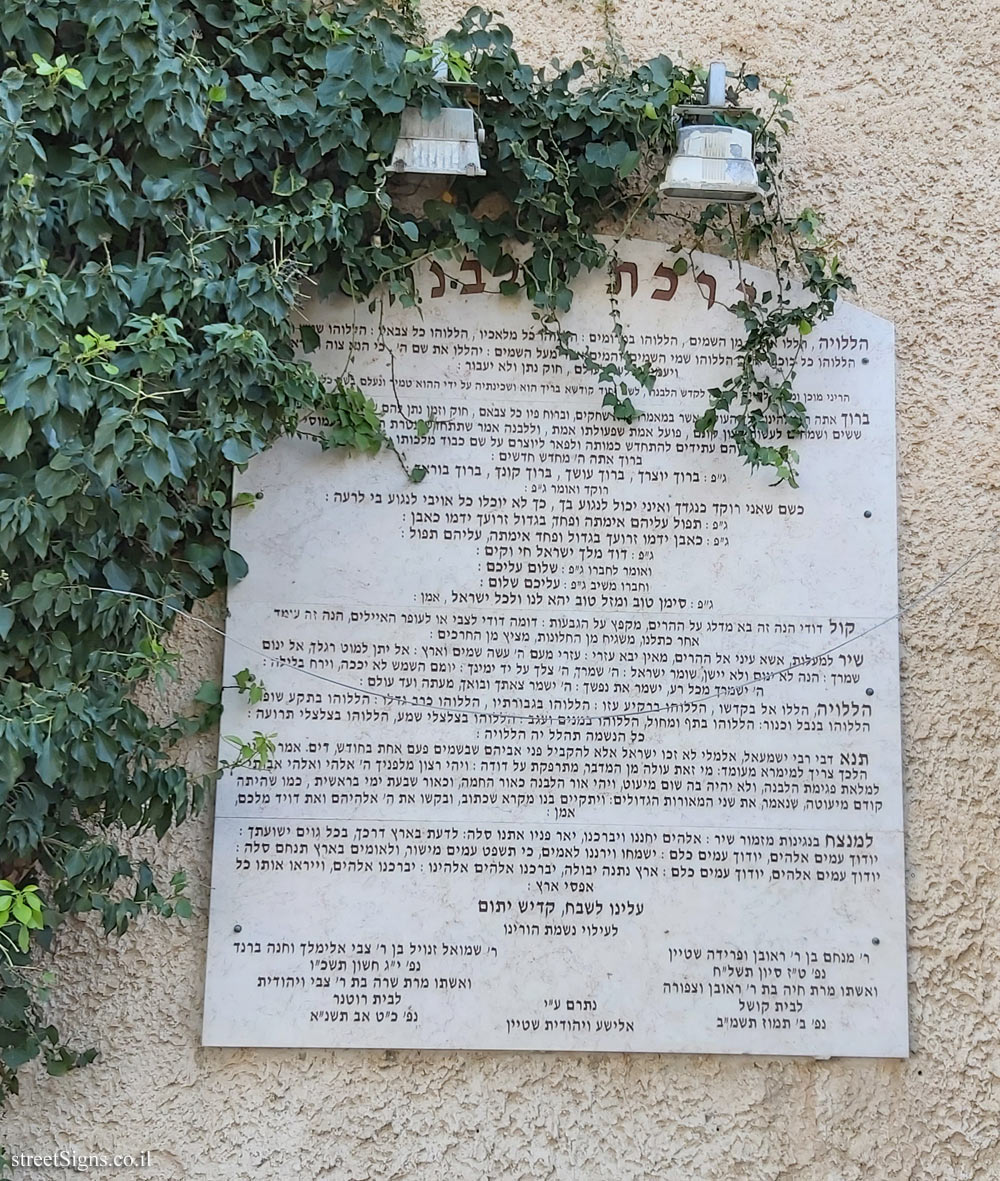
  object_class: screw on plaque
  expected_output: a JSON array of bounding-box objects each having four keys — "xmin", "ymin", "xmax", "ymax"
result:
[
  {"xmin": 866, "ymin": 688, "xmax": 874, "ymax": 696},
  {"xmin": 864, "ymin": 510, "xmax": 872, "ymax": 518},
  {"xmin": 872, "ymin": 937, "xmax": 880, "ymax": 945},
  {"xmin": 233, "ymin": 924, "xmax": 242, "ymax": 933}
]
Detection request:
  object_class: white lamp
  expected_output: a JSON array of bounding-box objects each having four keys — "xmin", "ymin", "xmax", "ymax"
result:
[
  {"xmin": 659, "ymin": 62, "xmax": 762, "ymax": 204},
  {"xmin": 389, "ymin": 107, "xmax": 485, "ymax": 178},
  {"xmin": 389, "ymin": 48, "xmax": 485, "ymax": 178}
]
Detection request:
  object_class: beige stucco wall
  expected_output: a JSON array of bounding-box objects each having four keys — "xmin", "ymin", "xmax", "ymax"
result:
[{"xmin": 6, "ymin": 0, "xmax": 1000, "ymax": 1177}]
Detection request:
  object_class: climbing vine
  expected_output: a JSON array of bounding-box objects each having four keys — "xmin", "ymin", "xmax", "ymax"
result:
[{"xmin": 0, "ymin": 0, "xmax": 852, "ymax": 1149}]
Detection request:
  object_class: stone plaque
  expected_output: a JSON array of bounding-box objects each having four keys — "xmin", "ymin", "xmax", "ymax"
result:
[{"xmin": 202, "ymin": 238, "xmax": 906, "ymax": 1056}]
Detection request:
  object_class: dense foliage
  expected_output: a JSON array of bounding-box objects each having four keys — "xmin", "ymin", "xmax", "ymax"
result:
[{"xmin": 0, "ymin": 0, "xmax": 852, "ymax": 1147}]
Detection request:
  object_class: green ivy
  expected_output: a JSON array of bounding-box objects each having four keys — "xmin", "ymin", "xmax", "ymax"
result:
[{"xmin": 0, "ymin": 0, "xmax": 852, "ymax": 1141}]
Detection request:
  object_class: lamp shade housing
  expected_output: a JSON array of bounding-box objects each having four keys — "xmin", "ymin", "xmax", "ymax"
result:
[
  {"xmin": 389, "ymin": 107, "xmax": 485, "ymax": 177},
  {"xmin": 659, "ymin": 124, "xmax": 761, "ymax": 204}
]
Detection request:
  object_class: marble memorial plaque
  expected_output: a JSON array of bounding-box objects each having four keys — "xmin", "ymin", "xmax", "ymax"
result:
[{"xmin": 202, "ymin": 238, "xmax": 906, "ymax": 1056}]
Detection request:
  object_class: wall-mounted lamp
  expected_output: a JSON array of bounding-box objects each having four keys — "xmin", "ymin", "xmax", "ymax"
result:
[
  {"xmin": 659, "ymin": 61, "xmax": 761, "ymax": 204},
  {"xmin": 389, "ymin": 108, "xmax": 485, "ymax": 177},
  {"xmin": 389, "ymin": 51, "xmax": 485, "ymax": 178}
]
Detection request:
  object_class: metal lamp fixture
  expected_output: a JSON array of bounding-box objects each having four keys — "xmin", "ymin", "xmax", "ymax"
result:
[
  {"xmin": 389, "ymin": 50, "xmax": 485, "ymax": 178},
  {"xmin": 389, "ymin": 107, "xmax": 485, "ymax": 177},
  {"xmin": 659, "ymin": 61, "xmax": 762, "ymax": 204}
]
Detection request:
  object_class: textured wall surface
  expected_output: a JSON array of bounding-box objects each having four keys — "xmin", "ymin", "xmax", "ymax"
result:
[{"xmin": 6, "ymin": 1, "xmax": 1000, "ymax": 1177}]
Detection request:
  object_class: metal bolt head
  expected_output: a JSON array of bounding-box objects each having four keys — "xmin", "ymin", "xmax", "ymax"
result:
[
  {"xmin": 872, "ymin": 937, "xmax": 880, "ymax": 945},
  {"xmin": 864, "ymin": 510, "xmax": 872, "ymax": 519},
  {"xmin": 866, "ymin": 688, "xmax": 874, "ymax": 697},
  {"xmin": 233, "ymin": 924, "xmax": 242, "ymax": 933}
]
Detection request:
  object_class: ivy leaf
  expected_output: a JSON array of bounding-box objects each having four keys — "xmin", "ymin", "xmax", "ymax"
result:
[
  {"xmin": 0, "ymin": 412, "xmax": 31, "ymax": 459},
  {"xmin": 221, "ymin": 438, "xmax": 255, "ymax": 464},
  {"xmin": 584, "ymin": 141, "xmax": 632, "ymax": 170},
  {"xmin": 36, "ymin": 741, "xmax": 63, "ymax": 787},
  {"xmin": 646, "ymin": 55, "xmax": 674, "ymax": 88},
  {"xmin": 36, "ymin": 467, "xmax": 78, "ymax": 502},
  {"xmin": 102, "ymin": 560, "xmax": 134, "ymax": 591},
  {"xmin": 272, "ymin": 165, "xmax": 308, "ymax": 196},
  {"xmin": 93, "ymin": 407, "xmax": 132, "ymax": 453},
  {"xmin": 165, "ymin": 437, "xmax": 197, "ymax": 479},
  {"xmin": 223, "ymin": 548, "xmax": 249, "ymax": 584},
  {"xmin": 194, "ymin": 680, "xmax": 222, "ymax": 705},
  {"xmin": 0, "ymin": 988, "xmax": 29, "ymax": 1027},
  {"xmin": 620, "ymin": 149, "xmax": 641, "ymax": 177}
]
